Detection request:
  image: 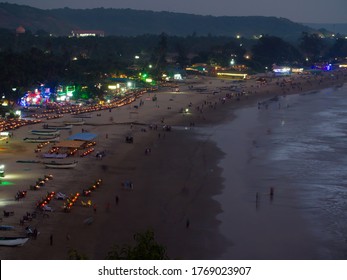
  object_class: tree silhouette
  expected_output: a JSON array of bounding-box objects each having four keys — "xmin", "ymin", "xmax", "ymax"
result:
[
  {"xmin": 106, "ymin": 230, "xmax": 168, "ymax": 260},
  {"xmin": 299, "ymin": 32, "xmax": 326, "ymax": 62}
]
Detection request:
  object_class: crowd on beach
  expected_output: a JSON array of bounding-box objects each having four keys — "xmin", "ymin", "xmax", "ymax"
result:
[{"xmin": 1, "ymin": 69, "xmax": 347, "ymax": 259}]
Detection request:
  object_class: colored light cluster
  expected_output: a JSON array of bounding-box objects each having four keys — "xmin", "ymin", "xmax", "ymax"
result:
[
  {"xmin": 20, "ymin": 87, "xmax": 52, "ymax": 107},
  {"xmin": 63, "ymin": 192, "xmax": 80, "ymax": 212},
  {"xmin": 36, "ymin": 191, "xmax": 56, "ymax": 210},
  {"xmin": 30, "ymin": 174, "xmax": 53, "ymax": 190},
  {"xmin": 81, "ymin": 147, "xmax": 94, "ymax": 157},
  {"xmin": 0, "ymin": 118, "xmax": 41, "ymax": 132},
  {"xmin": 62, "ymin": 179, "xmax": 102, "ymax": 212}
]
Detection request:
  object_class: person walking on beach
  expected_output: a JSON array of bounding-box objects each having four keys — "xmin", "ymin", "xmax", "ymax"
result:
[
  {"xmin": 270, "ymin": 187, "xmax": 274, "ymax": 201},
  {"xmin": 33, "ymin": 228, "xmax": 38, "ymax": 240}
]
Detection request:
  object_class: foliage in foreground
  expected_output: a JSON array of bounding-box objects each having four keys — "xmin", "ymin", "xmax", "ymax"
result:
[
  {"xmin": 106, "ymin": 230, "xmax": 169, "ymax": 260},
  {"xmin": 67, "ymin": 230, "xmax": 168, "ymax": 260}
]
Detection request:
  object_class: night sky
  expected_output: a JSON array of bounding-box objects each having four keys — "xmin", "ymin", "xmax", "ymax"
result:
[{"xmin": 2, "ymin": 0, "xmax": 347, "ymax": 23}]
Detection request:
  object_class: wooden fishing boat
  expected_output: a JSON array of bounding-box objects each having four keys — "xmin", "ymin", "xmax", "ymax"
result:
[
  {"xmin": 30, "ymin": 129, "xmax": 60, "ymax": 136},
  {"xmin": 43, "ymin": 124, "xmax": 73, "ymax": 130},
  {"xmin": 0, "ymin": 237, "xmax": 29, "ymax": 246},
  {"xmin": 42, "ymin": 153, "xmax": 67, "ymax": 159},
  {"xmin": 0, "ymin": 225, "xmax": 14, "ymax": 231},
  {"xmin": 23, "ymin": 136, "xmax": 60, "ymax": 143},
  {"xmin": 16, "ymin": 160, "xmax": 41, "ymax": 163},
  {"xmin": 44, "ymin": 160, "xmax": 78, "ymax": 169},
  {"xmin": 63, "ymin": 120, "xmax": 85, "ymax": 126}
]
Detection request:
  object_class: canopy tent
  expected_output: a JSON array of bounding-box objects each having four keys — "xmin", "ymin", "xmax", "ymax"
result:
[
  {"xmin": 67, "ymin": 132, "xmax": 97, "ymax": 141},
  {"xmin": 54, "ymin": 140, "xmax": 86, "ymax": 149}
]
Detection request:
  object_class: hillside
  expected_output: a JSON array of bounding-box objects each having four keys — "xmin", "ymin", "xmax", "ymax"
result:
[
  {"xmin": 0, "ymin": 2, "xmax": 315, "ymax": 39},
  {"xmin": 303, "ymin": 23, "xmax": 347, "ymax": 35}
]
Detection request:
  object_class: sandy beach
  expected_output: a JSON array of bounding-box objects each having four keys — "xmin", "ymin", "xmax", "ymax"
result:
[{"xmin": 1, "ymin": 70, "xmax": 347, "ymax": 260}]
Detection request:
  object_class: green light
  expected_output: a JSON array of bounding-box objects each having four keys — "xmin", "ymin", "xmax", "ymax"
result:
[{"xmin": 0, "ymin": 181, "xmax": 14, "ymax": 186}]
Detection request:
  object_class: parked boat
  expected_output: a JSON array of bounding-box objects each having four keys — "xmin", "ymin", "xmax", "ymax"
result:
[
  {"xmin": 43, "ymin": 124, "xmax": 73, "ymax": 130},
  {"xmin": 64, "ymin": 120, "xmax": 85, "ymax": 126},
  {"xmin": 16, "ymin": 160, "xmax": 41, "ymax": 164},
  {"xmin": 0, "ymin": 237, "xmax": 29, "ymax": 246},
  {"xmin": 30, "ymin": 129, "xmax": 60, "ymax": 136},
  {"xmin": 44, "ymin": 160, "xmax": 78, "ymax": 169},
  {"xmin": 23, "ymin": 136, "xmax": 60, "ymax": 143},
  {"xmin": 0, "ymin": 225, "xmax": 14, "ymax": 231},
  {"xmin": 42, "ymin": 153, "xmax": 68, "ymax": 159}
]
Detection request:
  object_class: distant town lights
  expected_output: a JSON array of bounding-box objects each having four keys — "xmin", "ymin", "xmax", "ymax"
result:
[{"xmin": 273, "ymin": 67, "xmax": 291, "ymax": 73}]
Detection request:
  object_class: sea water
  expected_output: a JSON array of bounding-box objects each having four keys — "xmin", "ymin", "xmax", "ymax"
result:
[{"xmin": 201, "ymin": 84, "xmax": 347, "ymax": 259}]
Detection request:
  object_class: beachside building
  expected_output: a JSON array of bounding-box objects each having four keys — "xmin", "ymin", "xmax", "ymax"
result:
[
  {"xmin": 71, "ymin": 30, "xmax": 105, "ymax": 38},
  {"xmin": 213, "ymin": 65, "xmax": 248, "ymax": 80},
  {"xmin": 15, "ymin": 25, "xmax": 26, "ymax": 34},
  {"xmin": 185, "ymin": 64, "xmax": 210, "ymax": 75}
]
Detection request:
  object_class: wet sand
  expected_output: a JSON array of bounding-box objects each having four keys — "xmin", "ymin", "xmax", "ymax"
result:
[{"xmin": 1, "ymin": 71, "xmax": 347, "ymax": 260}]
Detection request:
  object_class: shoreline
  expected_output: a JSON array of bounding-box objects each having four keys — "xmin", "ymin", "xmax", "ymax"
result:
[{"xmin": 1, "ymin": 70, "xmax": 347, "ymax": 260}]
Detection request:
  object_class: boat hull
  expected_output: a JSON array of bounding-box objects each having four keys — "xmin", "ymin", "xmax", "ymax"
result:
[
  {"xmin": 24, "ymin": 137, "xmax": 60, "ymax": 143},
  {"xmin": 0, "ymin": 237, "xmax": 29, "ymax": 246},
  {"xmin": 43, "ymin": 125, "xmax": 73, "ymax": 130},
  {"xmin": 31, "ymin": 130, "xmax": 60, "ymax": 136},
  {"xmin": 44, "ymin": 161, "xmax": 78, "ymax": 169},
  {"xmin": 64, "ymin": 121, "xmax": 85, "ymax": 126}
]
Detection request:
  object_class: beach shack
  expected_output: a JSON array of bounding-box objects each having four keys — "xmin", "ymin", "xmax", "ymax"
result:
[
  {"xmin": 51, "ymin": 140, "xmax": 86, "ymax": 157},
  {"xmin": 45, "ymin": 132, "xmax": 97, "ymax": 157}
]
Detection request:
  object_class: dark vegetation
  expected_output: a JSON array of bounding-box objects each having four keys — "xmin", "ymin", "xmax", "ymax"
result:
[
  {"xmin": 0, "ymin": 2, "xmax": 315, "ymax": 39},
  {"xmin": 0, "ymin": 3, "xmax": 346, "ymax": 106}
]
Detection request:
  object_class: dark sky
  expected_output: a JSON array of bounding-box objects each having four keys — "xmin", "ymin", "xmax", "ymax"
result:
[{"xmin": 3, "ymin": 0, "xmax": 347, "ymax": 23}]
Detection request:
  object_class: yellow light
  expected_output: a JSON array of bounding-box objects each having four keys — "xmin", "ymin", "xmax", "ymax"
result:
[{"xmin": 216, "ymin": 72, "xmax": 247, "ymax": 79}]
